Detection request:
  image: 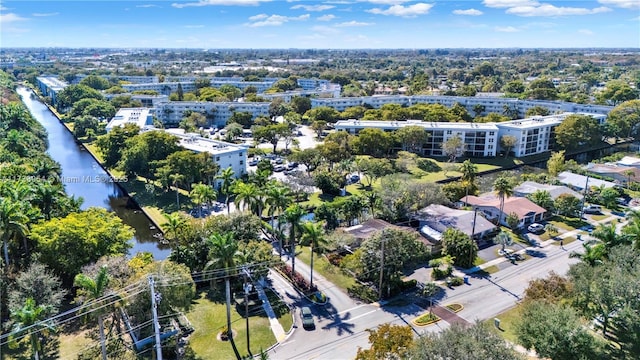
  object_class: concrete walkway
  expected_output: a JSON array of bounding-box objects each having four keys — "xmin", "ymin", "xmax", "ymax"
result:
[{"xmin": 255, "ymin": 279, "xmax": 287, "ymax": 342}]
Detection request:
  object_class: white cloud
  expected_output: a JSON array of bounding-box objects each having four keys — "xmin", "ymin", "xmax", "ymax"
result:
[
  {"xmin": 506, "ymin": 4, "xmax": 611, "ymax": 16},
  {"xmin": 453, "ymin": 9, "xmax": 483, "ymax": 16},
  {"xmin": 335, "ymin": 20, "xmax": 374, "ymax": 26},
  {"xmin": 364, "ymin": 0, "xmax": 410, "ymax": 4},
  {"xmin": 0, "ymin": 13, "xmax": 27, "ymax": 23},
  {"xmin": 172, "ymin": 0, "xmax": 270, "ymax": 9},
  {"xmin": 136, "ymin": 4, "xmax": 159, "ymax": 8},
  {"xmin": 311, "ymin": 25, "xmax": 340, "ymax": 34},
  {"xmin": 291, "ymin": 4, "xmax": 334, "ymax": 11},
  {"xmin": 367, "ymin": 3, "xmax": 434, "ymax": 17},
  {"xmin": 246, "ymin": 13, "xmax": 310, "ymax": 27},
  {"xmin": 317, "ymin": 14, "xmax": 337, "ymax": 21},
  {"xmin": 598, "ymin": 0, "xmax": 640, "ymax": 9},
  {"xmin": 495, "ymin": 25, "xmax": 520, "ymax": 32},
  {"xmin": 578, "ymin": 29, "xmax": 594, "ymax": 35},
  {"xmin": 32, "ymin": 12, "xmax": 59, "ymax": 17},
  {"xmin": 0, "ymin": 6, "xmax": 9, "ymax": 11},
  {"xmin": 483, "ymin": 0, "xmax": 539, "ymax": 8}
]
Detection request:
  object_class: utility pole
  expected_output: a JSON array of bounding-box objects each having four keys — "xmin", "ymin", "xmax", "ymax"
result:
[
  {"xmin": 378, "ymin": 239, "xmax": 385, "ymax": 300},
  {"xmin": 149, "ymin": 276, "xmax": 163, "ymax": 360},
  {"xmin": 243, "ymin": 268, "xmax": 253, "ymax": 357},
  {"xmin": 579, "ymin": 175, "xmax": 590, "ymax": 219},
  {"xmin": 471, "ymin": 207, "xmax": 478, "ymax": 239}
]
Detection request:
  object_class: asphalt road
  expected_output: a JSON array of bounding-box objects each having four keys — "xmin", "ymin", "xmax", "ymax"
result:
[{"xmin": 266, "ymin": 235, "xmax": 589, "ymax": 360}]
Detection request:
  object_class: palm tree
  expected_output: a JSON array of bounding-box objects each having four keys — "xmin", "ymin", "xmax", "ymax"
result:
[
  {"xmin": 282, "ymin": 204, "xmax": 306, "ymax": 276},
  {"xmin": 622, "ymin": 220, "xmax": 640, "ymax": 250},
  {"xmin": 459, "ymin": 159, "xmax": 477, "ymax": 183},
  {"xmin": 73, "ymin": 266, "xmax": 111, "ymax": 360},
  {"xmin": 190, "ymin": 183, "xmax": 217, "ymax": 218},
  {"xmin": 624, "ymin": 169, "xmax": 635, "ymax": 189},
  {"xmin": 493, "ymin": 231, "xmax": 513, "ymax": 252},
  {"xmin": 162, "ymin": 212, "xmax": 187, "ymax": 241},
  {"xmin": 9, "ymin": 298, "xmax": 55, "ymax": 360},
  {"xmin": 0, "ymin": 198, "xmax": 30, "ymax": 266},
  {"xmin": 170, "ymin": 173, "xmax": 185, "ymax": 209},
  {"xmin": 300, "ymin": 221, "xmax": 327, "ymax": 289},
  {"xmin": 493, "ymin": 175, "xmax": 514, "ymax": 226},
  {"xmin": 265, "ymin": 184, "xmax": 293, "ymax": 254},
  {"xmin": 592, "ymin": 223, "xmax": 630, "ymax": 251},
  {"xmin": 364, "ymin": 191, "xmax": 381, "ymax": 218},
  {"xmin": 545, "ymin": 223, "xmax": 559, "ymax": 240},
  {"xmin": 217, "ymin": 167, "xmax": 236, "ymax": 214},
  {"xmin": 206, "ymin": 232, "xmax": 240, "ymax": 340},
  {"xmin": 232, "ymin": 181, "xmax": 263, "ymax": 216},
  {"xmin": 33, "ymin": 182, "xmax": 64, "ymax": 220},
  {"xmin": 569, "ymin": 242, "xmax": 605, "ymax": 266}
]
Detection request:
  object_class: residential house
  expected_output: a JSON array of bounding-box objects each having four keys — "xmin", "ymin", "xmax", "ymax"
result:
[
  {"xmin": 617, "ymin": 156, "xmax": 640, "ymax": 168},
  {"xmin": 412, "ymin": 204, "xmax": 497, "ymax": 246},
  {"xmin": 459, "ymin": 194, "xmax": 547, "ymax": 229},
  {"xmin": 557, "ymin": 171, "xmax": 617, "ymax": 191},
  {"xmin": 343, "ymin": 218, "xmax": 437, "ymax": 253},
  {"xmin": 585, "ymin": 163, "xmax": 640, "ymax": 185},
  {"xmin": 514, "ymin": 181, "xmax": 583, "ymax": 200}
]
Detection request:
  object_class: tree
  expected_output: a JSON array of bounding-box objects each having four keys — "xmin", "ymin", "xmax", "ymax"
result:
[
  {"xmin": 515, "ymin": 300, "xmax": 604, "ymax": 360},
  {"xmin": 228, "ymin": 111, "xmax": 254, "ymax": 128},
  {"xmin": 162, "ymin": 212, "xmax": 187, "ymax": 241},
  {"xmin": 289, "ymin": 148, "xmax": 323, "ymax": 173},
  {"xmin": 554, "ymin": 193, "xmax": 581, "ymax": 217},
  {"xmin": 395, "ymin": 126, "xmax": 429, "ymax": 154},
  {"xmin": 300, "ymin": 221, "xmax": 327, "ymax": 289},
  {"xmin": 528, "ymin": 190, "xmax": 554, "ymax": 211},
  {"xmin": 624, "ymin": 169, "xmax": 635, "ymax": 188},
  {"xmin": 458, "ymin": 159, "xmax": 477, "ymax": 183},
  {"xmin": 606, "ymin": 99, "xmax": 640, "ymax": 140},
  {"xmin": 494, "ymin": 231, "xmax": 513, "ymax": 252},
  {"xmin": 282, "ymin": 204, "xmax": 306, "ymax": 277},
  {"xmin": 525, "ymin": 78, "xmax": 558, "ymax": 100},
  {"xmin": 356, "ymin": 323, "xmax": 413, "ymax": 360},
  {"xmin": 0, "ymin": 197, "xmax": 29, "ymax": 266},
  {"xmin": 310, "ymin": 120, "xmax": 327, "ymax": 138},
  {"xmin": 206, "ymin": 232, "xmax": 240, "ymax": 340},
  {"xmin": 505, "ymin": 212, "xmax": 520, "ymax": 229},
  {"xmin": 9, "ymin": 298, "xmax": 55, "ymax": 360},
  {"xmin": 500, "ymin": 135, "xmax": 517, "ymax": 158},
  {"xmin": 79, "ymin": 75, "xmax": 111, "ymax": 90},
  {"xmin": 73, "ymin": 266, "xmax": 112, "ymax": 360},
  {"xmin": 442, "ymin": 135, "xmax": 465, "ymax": 162},
  {"xmin": 217, "ymin": 167, "xmax": 236, "ymax": 214},
  {"xmin": 441, "ymin": 228, "xmax": 478, "ymax": 269},
  {"xmin": 493, "ymin": 175, "xmax": 515, "ymax": 225},
  {"xmin": 525, "ymin": 105, "xmax": 551, "ymax": 117},
  {"xmin": 30, "ymin": 207, "xmax": 134, "ymax": 280},
  {"xmin": 8, "ymin": 262, "xmax": 66, "ymax": 317},
  {"xmin": 472, "ymin": 104, "xmax": 486, "ymax": 117},
  {"xmin": 523, "ymin": 271, "xmax": 572, "ymax": 303},
  {"xmin": 352, "ymin": 128, "xmax": 394, "ymax": 157},
  {"xmin": 546, "ymin": 150, "xmax": 566, "ymax": 177},
  {"xmin": 95, "ymin": 123, "xmax": 140, "ymax": 168},
  {"xmin": 409, "ymin": 321, "xmax": 524, "ymax": 360},
  {"xmin": 597, "ymin": 80, "xmax": 639, "ymax": 105},
  {"xmin": 190, "ymin": 183, "xmax": 217, "ymax": 218},
  {"xmin": 357, "ymin": 157, "xmax": 394, "ymax": 187},
  {"xmin": 554, "ymin": 114, "xmax": 603, "ymax": 151},
  {"xmin": 232, "ymin": 181, "xmax": 262, "ymax": 215},
  {"xmin": 290, "ymin": 96, "xmax": 311, "ymax": 115},
  {"xmin": 56, "ymin": 84, "xmax": 104, "ymax": 110}
]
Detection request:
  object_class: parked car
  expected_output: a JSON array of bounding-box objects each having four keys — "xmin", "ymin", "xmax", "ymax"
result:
[
  {"xmin": 284, "ymin": 169, "xmax": 300, "ymax": 176},
  {"xmin": 273, "ymin": 165, "xmax": 285, "ymax": 172},
  {"xmin": 286, "ymin": 162, "xmax": 299, "ymax": 170},
  {"xmin": 300, "ymin": 307, "xmax": 315, "ymax": 330},
  {"xmin": 527, "ymin": 223, "xmax": 545, "ymax": 233},
  {"xmin": 274, "ymin": 157, "xmax": 284, "ymax": 164},
  {"xmin": 583, "ymin": 205, "xmax": 602, "ymax": 214},
  {"xmin": 248, "ymin": 158, "xmax": 259, "ymax": 166}
]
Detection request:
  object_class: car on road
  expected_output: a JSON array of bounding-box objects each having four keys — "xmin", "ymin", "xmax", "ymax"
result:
[
  {"xmin": 300, "ymin": 307, "xmax": 315, "ymax": 330},
  {"xmin": 580, "ymin": 224, "xmax": 595, "ymax": 233},
  {"xmin": 273, "ymin": 165, "xmax": 285, "ymax": 172},
  {"xmin": 527, "ymin": 223, "xmax": 545, "ymax": 233},
  {"xmin": 274, "ymin": 157, "xmax": 284, "ymax": 164},
  {"xmin": 583, "ymin": 205, "xmax": 602, "ymax": 214}
]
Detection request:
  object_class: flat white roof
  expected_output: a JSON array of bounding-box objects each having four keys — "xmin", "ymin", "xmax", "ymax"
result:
[
  {"xmin": 164, "ymin": 128, "xmax": 248, "ymax": 155},
  {"xmin": 335, "ymin": 119, "xmax": 499, "ymax": 131},
  {"xmin": 495, "ymin": 114, "xmax": 569, "ymax": 129},
  {"xmin": 37, "ymin": 76, "xmax": 68, "ymax": 91},
  {"xmin": 106, "ymin": 108, "xmax": 152, "ymax": 129}
]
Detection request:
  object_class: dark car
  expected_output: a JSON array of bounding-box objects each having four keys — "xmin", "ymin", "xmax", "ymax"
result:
[
  {"xmin": 287, "ymin": 162, "xmax": 299, "ymax": 170},
  {"xmin": 301, "ymin": 307, "xmax": 315, "ymax": 330}
]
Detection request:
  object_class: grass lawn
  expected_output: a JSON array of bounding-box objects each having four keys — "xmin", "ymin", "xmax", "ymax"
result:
[
  {"xmin": 485, "ymin": 304, "xmax": 523, "ymax": 344},
  {"xmin": 590, "ymin": 214, "xmax": 609, "ymax": 221},
  {"xmin": 551, "ymin": 216, "xmax": 588, "ymax": 231},
  {"xmin": 549, "ymin": 236, "xmax": 577, "ymax": 246},
  {"xmin": 477, "ymin": 265, "xmax": 500, "ymax": 275},
  {"xmin": 296, "ymin": 246, "xmax": 356, "ymax": 291},
  {"xmin": 56, "ymin": 329, "xmax": 94, "ymax": 359},
  {"xmin": 473, "ymin": 257, "xmax": 487, "ymax": 266},
  {"xmin": 187, "ymin": 290, "xmax": 283, "ymax": 359}
]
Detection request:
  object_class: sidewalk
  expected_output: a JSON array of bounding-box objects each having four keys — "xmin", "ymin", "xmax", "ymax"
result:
[
  {"xmin": 255, "ymin": 279, "xmax": 287, "ymax": 342},
  {"xmin": 463, "ymin": 213, "xmax": 624, "ymax": 275}
]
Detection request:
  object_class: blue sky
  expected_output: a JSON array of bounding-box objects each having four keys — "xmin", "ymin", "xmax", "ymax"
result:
[{"xmin": 1, "ymin": 1, "xmax": 638, "ymax": 48}]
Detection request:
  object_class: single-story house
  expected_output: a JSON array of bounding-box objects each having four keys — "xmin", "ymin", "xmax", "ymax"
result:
[
  {"xmin": 343, "ymin": 218, "xmax": 438, "ymax": 253},
  {"xmin": 459, "ymin": 194, "xmax": 547, "ymax": 229},
  {"xmin": 514, "ymin": 181, "xmax": 583, "ymax": 200},
  {"xmin": 557, "ymin": 171, "xmax": 617, "ymax": 191},
  {"xmin": 412, "ymin": 204, "xmax": 497, "ymax": 245},
  {"xmin": 584, "ymin": 163, "xmax": 640, "ymax": 185}
]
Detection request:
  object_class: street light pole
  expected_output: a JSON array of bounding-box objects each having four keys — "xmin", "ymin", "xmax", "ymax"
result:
[
  {"xmin": 378, "ymin": 238, "xmax": 385, "ymax": 301},
  {"xmin": 243, "ymin": 273, "xmax": 252, "ymax": 357},
  {"xmin": 579, "ymin": 175, "xmax": 590, "ymax": 219}
]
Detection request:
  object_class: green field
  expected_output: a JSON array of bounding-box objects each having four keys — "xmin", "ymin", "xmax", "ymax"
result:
[{"xmin": 296, "ymin": 246, "xmax": 356, "ymax": 291}]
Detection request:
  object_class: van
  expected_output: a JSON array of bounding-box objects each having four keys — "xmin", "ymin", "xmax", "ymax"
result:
[{"xmin": 583, "ymin": 205, "xmax": 602, "ymax": 214}]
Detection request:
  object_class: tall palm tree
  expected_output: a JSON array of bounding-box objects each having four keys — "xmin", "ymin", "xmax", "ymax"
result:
[
  {"xmin": 206, "ymin": 232, "xmax": 240, "ymax": 339},
  {"xmin": 493, "ymin": 175, "xmax": 514, "ymax": 226},
  {"xmin": 232, "ymin": 181, "xmax": 262, "ymax": 216},
  {"xmin": 364, "ymin": 191, "xmax": 380, "ymax": 218},
  {"xmin": 459, "ymin": 159, "xmax": 477, "ymax": 183},
  {"xmin": 592, "ymin": 223, "xmax": 630, "ymax": 251},
  {"xmin": 622, "ymin": 220, "xmax": 640, "ymax": 250},
  {"xmin": 73, "ymin": 266, "xmax": 111, "ymax": 360},
  {"xmin": 0, "ymin": 198, "xmax": 30, "ymax": 266},
  {"xmin": 33, "ymin": 182, "xmax": 64, "ymax": 220},
  {"xmin": 300, "ymin": 221, "xmax": 327, "ymax": 289},
  {"xmin": 162, "ymin": 212, "xmax": 187, "ymax": 242},
  {"xmin": 9, "ymin": 298, "xmax": 55, "ymax": 360},
  {"xmin": 217, "ymin": 167, "xmax": 236, "ymax": 214},
  {"xmin": 282, "ymin": 204, "xmax": 306, "ymax": 276},
  {"xmin": 31, "ymin": 157, "xmax": 61, "ymax": 181},
  {"xmin": 190, "ymin": 183, "xmax": 217, "ymax": 218},
  {"xmin": 170, "ymin": 173, "xmax": 185, "ymax": 209},
  {"xmin": 624, "ymin": 169, "xmax": 635, "ymax": 189}
]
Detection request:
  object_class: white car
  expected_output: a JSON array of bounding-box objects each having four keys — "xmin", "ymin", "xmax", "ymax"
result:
[
  {"xmin": 248, "ymin": 158, "xmax": 259, "ymax": 166},
  {"xmin": 527, "ymin": 223, "xmax": 544, "ymax": 233}
]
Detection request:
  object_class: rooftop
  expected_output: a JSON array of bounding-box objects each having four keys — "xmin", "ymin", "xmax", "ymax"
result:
[
  {"xmin": 164, "ymin": 128, "xmax": 247, "ymax": 155},
  {"xmin": 106, "ymin": 108, "xmax": 152, "ymax": 130},
  {"xmin": 514, "ymin": 181, "xmax": 583, "ymax": 200},
  {"xmin": 461, "ymin": 195, "xmax": 547, "ymax": 219},
  {"xmin": 557, "ymin": 171, "xmax": 617, "ymax": 189},
  {"xmin": 334, "ymin": 119, "xmax": 499, "ymax": 131},
  {"xmin": 413, "ymin": 204, "xmax": 497, "ymax": 239},
  {"xmin": 37, "ymin": 76, "xmax": 68, "ymax": 91}
]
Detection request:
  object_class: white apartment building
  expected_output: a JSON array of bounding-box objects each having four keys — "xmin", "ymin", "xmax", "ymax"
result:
[
  {"xmin": 106, "ymin": 108, "xmax": 154, "ymax": 132},
  {"xmin": 122, "ymin": 82, "xmax": 197, "ymax": 95},
  {"xmin": 36, "ymin": 76, "xmax": 69, "ymax": 105},
  {"xmin": 334, "ymin": 119, "xmax": 500, "ymax": 157},
  {"xmin": 155, "ymin": 101, "xmax": 270, "ymax": 128},
  {"xmin": 334, "ymin": 112, "xmax": 605, "ymax": 158},
  {"xmin": 103, "ymin": 93, "xmax": 169, "ymax": 108},
  {"xmin": 163, "ymin": 129, "xmax": 248, "ymax": 188}
]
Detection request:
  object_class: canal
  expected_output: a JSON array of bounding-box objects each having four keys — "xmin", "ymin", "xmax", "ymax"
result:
[{"xmin": 17, "ymin": 86, "xmax": 170, "ymax": 259}]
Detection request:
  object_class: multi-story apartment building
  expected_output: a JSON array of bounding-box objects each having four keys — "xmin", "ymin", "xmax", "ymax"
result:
[
  {"xmin": 162, "ymin": 129, "xmax": 248, "ymax": 188},
  {"xmin": 334, "ymin": 119, "xmax": 500, "ymax": 157},
  {"xmin": 105, "ymin": 108, "xmax": 154, "ymax": 132},
  {"xmin": 122, "ymin": 82, "xmax": 197, "ymax": 95},
  {"xmin": 103, "ymin": 93, "xmax": 169, "ymax": 108},
  {"xmin": 154, "ymin": 101, "xmax": 270, "ymax": 128},
  {"xmin": 36, "ymin": 76, "xmax": 69, "ymax": 105},
  {"xmin": 334, "ymin": 113, "xmax": 606, "ymax": 158}
]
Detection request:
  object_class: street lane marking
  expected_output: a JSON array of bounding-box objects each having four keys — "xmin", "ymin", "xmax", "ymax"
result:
[
  {"xmin": 344, "ymin": 309, "xmax": 379, "ymax": 323},
  {"xmin": 337, "ymin": 303, "xmax": 369, "ymax": 316}
]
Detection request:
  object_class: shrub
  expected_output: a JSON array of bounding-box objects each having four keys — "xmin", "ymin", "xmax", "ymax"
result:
[
  {"xmin": 432, "ymin": 267, "xmax": 452, "ymax": 280},
  {"xmin": 326, "ymin": 252, "xmax": 342, "ymax": 266},
  {"xmin": 449, "ymin": 276, "xmax": 464, "ymax": 287},
  {"xmin": 276, "ymin": 263, "xmax": 317, "ymax": 294},
  {"xmin": 445, "ymin": 303, "xmax": 463, "ymax": 313},
  {"xmin": 416, "ymin": 158, "xmax": 441, "ymax": 173},
  {"xmin": 347, "ymin": 283, "xmax": 378, "ymax": 303},
  {"xmin": 414, "ymin": 312, "xmax": 440, "ymax": 326}
]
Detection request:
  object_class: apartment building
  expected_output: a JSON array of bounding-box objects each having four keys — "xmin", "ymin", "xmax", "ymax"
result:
[
  {"xmin": 155, "ymin": 101, "xmax": 270, "ymax": 128},
  {"xmin": 122, "ymin": 82, "xmax": 197, "ymax": 95},
  {"xmin": 36, "ymin": 76, "xmax": 69, "ymax": 105},
  {"xmin": 163, "ymin": 129, "xmax": 248, "ymax": 188},
  {"xmin": 104, "ymin": 93, "xmax": 169, "ymax": 108},
  {"xmin": 105, "ymin": 108, "xmax": 154, "ymax": 132}
]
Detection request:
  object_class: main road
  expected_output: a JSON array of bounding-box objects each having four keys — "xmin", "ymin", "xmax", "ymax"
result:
[{"xmin": 267, "ymin": 233, "xmax": 588, "ymax": 360}]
